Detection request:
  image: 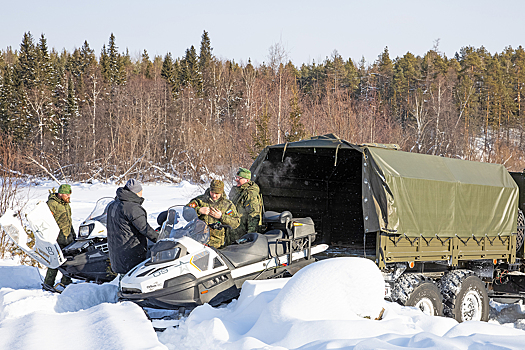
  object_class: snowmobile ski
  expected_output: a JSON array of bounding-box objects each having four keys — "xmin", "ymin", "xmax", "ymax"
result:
[{"xmin": 0, "ymin": 202, "xmax": 65, "ymax": 268}]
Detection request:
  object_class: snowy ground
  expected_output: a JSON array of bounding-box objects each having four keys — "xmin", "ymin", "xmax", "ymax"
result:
[{"xmin": 2, "ymin": 181, "xmax": 525, "ymax": 349}]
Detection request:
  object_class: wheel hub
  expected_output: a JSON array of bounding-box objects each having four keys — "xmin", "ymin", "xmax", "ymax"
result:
[
  {"xmin": 461, "ymin": 290, "xmax": 482, "ymax": 321},
  {"xmin": 415, "ymin": 297, "xmax": 435, "ymax": 316}
]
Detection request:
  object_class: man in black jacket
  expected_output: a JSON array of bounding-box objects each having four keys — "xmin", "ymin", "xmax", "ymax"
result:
[{"xmin": 107, "ymin": 179, "xmax": 159, "ymax": 276}]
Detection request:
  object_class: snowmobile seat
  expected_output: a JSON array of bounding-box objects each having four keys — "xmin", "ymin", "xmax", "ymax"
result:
[
  {"xmin": 263, "ymin": 210, "xmax": 292, "ymax": 224},
  {"xmin": 220, "ymin": 233, "xmax": 269, "ymax": 268},
  {"xmin": 264, "ymin": 229, "xmax": 288, "ymax": 257},
  {"xmin": 263, "ymin": 211, "xmax": 293, "ymax": 235}
]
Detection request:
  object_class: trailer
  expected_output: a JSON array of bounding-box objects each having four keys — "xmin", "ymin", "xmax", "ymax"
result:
[{"xmin": 250, "ymin": 134, "xmax": 525, "ymax": 322}]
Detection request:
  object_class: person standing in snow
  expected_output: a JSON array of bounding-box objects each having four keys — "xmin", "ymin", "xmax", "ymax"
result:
[
  {"xmin": 107, "ymin": 179, "xmax": 159, "ymax": 275},
  {"xmin": 187, "ymin": 179, "xmax": 240, "ymax": 248},
  {"xmin": 227, "ymin": 167, "xmax": 263, "ymax": 244},
  {"xmin": 43, "ymin": 184, "xmax": 75, "ymax": 290}
]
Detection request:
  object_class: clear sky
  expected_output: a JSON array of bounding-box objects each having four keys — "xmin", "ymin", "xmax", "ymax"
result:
[{"xmin": 1, "ymin": 0, "xmax": 523, "ymax": 66}]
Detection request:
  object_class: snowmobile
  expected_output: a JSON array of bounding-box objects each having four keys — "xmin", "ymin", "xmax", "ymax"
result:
[
  {"xmin": 0, "ymin": 197, "xmax": 116, "ymax": 285},
  {"xmin": 118, "ymin": 206, "xmax": 329, "ymax": 309},
  {"xmin": 58, "ymin": 197, "xmax": 116, "ymax": 283}
]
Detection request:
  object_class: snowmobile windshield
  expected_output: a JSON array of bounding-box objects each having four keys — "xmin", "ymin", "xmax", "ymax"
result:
[
  {"xmin": 85, "ymin": 197, "xmax": 114, "ymax": 222},
  {"xmin": 158, "ymin": 206, "xmax": 210, "ymax": 245}
]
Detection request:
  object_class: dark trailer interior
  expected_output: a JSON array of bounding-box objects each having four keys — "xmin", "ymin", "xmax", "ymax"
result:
[{"xmin": 251, "ymin": 135, "xmax": 374, "ymax": 253}]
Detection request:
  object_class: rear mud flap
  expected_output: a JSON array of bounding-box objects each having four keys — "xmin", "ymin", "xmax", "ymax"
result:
[{"xmin": 0, "ymin": 202, "xmax": 65, "ymax": 268}]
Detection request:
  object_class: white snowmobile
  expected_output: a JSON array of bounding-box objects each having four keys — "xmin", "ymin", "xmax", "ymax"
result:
[
  {"xmin": 0, "ymin": 197, "xmax": 116, "ymax": 284},
  {"xmin": 118, "ymin": 206, "xmax": 328, "ymax": 309}
]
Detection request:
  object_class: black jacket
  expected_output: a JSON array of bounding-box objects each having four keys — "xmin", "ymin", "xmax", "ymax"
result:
[{"xmin": 107, "ymin": 187, "xmax": 158, "ymax": 274}]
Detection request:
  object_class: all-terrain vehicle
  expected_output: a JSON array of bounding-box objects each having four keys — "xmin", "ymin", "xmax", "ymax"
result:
[{"xmin": 250, "ymin": 134, "xmax": 525, "ymax": 323}]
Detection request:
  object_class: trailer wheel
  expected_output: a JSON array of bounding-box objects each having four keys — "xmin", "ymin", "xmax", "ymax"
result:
[
  {"xmin": 392, "ymin": 274, "xmax": 443, "ymax": 316},
  {"xmin": 440, "ymin": 270, "xmax": 489, "ymax": 322}
]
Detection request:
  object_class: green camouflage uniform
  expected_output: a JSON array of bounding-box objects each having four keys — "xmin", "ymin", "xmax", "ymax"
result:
[
  {"xmin": 44, "ymin": 192, "xmax": 75, "ymax": 286},
  {"xmin": 187, "ymin": 189, "xmax": 240, "ymax": 248},
  {"xmin": 228, "ymin": 181, "xmax": 263, "ymax": 243}
]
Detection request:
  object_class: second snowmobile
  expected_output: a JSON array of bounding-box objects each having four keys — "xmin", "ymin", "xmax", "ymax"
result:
[
  {"xmin": 118, "ymin": 206, "xmax": 328, "ymax": 309},
  {"xmin": 58, "ymin": 197, "xmax": 115, "ymax": 283}
]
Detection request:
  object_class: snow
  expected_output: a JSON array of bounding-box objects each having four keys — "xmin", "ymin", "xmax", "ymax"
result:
[{"xmin": 2, "ymin": 181, "xmax": 525, "ymax": 349}]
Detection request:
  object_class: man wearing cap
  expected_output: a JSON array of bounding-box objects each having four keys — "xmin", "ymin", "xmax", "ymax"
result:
[
  {"xmin": 228, "ymin": 167, "xmax": 263, "ymax": 243},
  {"xmin": 107, "ymin": 179, "xmax": 159, "ymax": 275},
  {"xmin": 43, "ymin": 184, "xmax": 75, "ymax": 289},
  {"xmin": 187, "ymin": 179, "xmax": 240, "ymax": 248}
]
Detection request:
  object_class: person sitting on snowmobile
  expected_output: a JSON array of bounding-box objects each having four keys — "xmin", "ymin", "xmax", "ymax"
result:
[
  {"xmin": 107, "ymin": 179, "xmax": 159, "ymax": 275},
  {"xmin": 43, "ymin": 184, "xmax": 75, "ymax": 290},
  {"xmin": 228, "ymin": 167, "xmax": 263, "ymax": 244},
  {"xmin": 187, "ymin": 179, "xmax": 240, "ymax": 248}
]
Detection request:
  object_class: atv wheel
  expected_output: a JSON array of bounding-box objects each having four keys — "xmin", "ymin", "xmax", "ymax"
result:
[
  {"xmin": 392, "ymin": 274, "xmax": 443, "ymax": 316},
  {"xmin": 440, "ymin": 270, "xmax": 489, "ymax": 322}
]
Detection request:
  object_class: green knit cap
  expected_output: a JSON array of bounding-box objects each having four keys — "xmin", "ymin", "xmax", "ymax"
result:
[
  {"xmin": 237, "ymin": 167, "xmax": 251, "ymax": 180},
  {"xmin": 210, "ymin": 179, "xmax": 224, "ymax": 193},
  {"xmin": 58, "ymin": 184, "xmax": 72, "ymax": 194}
]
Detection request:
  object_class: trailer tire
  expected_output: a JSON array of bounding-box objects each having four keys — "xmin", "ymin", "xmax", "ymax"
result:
[
  {"xmin": 440, "ymin": 270, "xmax": 489, "ymax": 322},
  {"xmin": 392, "ymin": 274, "xmax": 443, "ymax": 316}
]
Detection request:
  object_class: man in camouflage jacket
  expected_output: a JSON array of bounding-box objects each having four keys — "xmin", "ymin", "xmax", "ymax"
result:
[
  {"xmin": 228, "ymin": 167, "xmax": 263, "ymax": 243},
  {"xmin": 187, "ymin": 180, "xmax": 240, "ymax": 248},
  {"xmin": 43, "ymin": 184, "xmax": 75, "ymax": 288}
]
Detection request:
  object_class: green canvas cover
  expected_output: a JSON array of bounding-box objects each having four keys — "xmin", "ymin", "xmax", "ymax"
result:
[{"xmin": 364, "ymin": 147, "xmax": 519, "ymax": 237}]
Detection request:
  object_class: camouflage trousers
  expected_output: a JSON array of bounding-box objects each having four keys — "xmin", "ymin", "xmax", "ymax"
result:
[{"xmin": 43, "ymin": 232, "xmax": 73, "ymax": 287}]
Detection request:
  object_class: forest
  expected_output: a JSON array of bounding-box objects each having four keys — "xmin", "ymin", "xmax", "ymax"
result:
[{"xmin": 1, "ymin": 31, "xmax": 525, "ymax": 185}]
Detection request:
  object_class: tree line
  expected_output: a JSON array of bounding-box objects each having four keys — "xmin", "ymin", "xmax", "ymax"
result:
[{"xmin": 1, "ymin": 32, "xmax": 525, "ymax": 185}]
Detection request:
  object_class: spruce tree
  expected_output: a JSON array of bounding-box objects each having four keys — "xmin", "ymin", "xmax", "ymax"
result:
[
  {"xmin": 62, "ymin": 77, "xmax": 79, "ymax": 158},
  {"xmin": 249, "ymin": 106, "xmax": 272, "ymax": 159},
  {"xmin": 15, "ymin": 32, "xmax": 37, "ymax": 90},
  {"xmin": 161, "ymin": 52, "xmax": 179, "ymax": 96},
  {"xmin": 79, "ymin": 41, "xmax": 96, "ymax": 75},
  {"xmin": 377, "ymin": 47, "xmax": 394, "ymax": 102},
  {"xmin": 100, "ymin": 34, "xmax": 126, "ymax": 86},
  {"xmin": 199, "ymin": 30, "xmax": 213, "ymax": 71},
  {"xmin": 36, "ymin": 34, "xmax": 53, "ymax": 87},
  {"xmin": 182, "ymin": 45, "xmax": 201, "ymax": 90},
  {"xmin": 0, "ymin": 65, "xmax": 16, "ymax": 135},
  {"xmin": 142, "ymin": 50, "xmax": 153, "ymax": 79},
  {"xmin": 286, "ymin": 86, "xmax": 306, "ymax": 142}
]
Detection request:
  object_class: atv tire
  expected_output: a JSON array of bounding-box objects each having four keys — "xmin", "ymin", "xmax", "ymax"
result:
[
  {"xmin": 392, "ymin": 274, "xmax": 443, "ymax": 316},
  {"xmin": 440, "ymin": 270, "xmax": 489, "ymax": 322}
]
